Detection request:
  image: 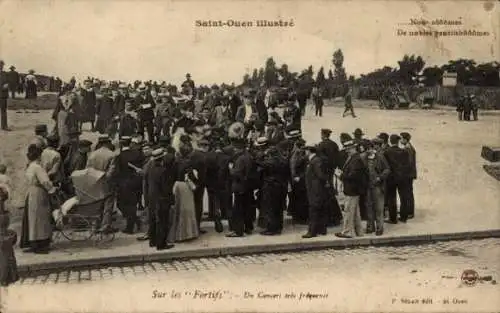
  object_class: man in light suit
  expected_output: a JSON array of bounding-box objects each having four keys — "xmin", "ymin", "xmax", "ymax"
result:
[{"xmin": 86, "ymin": 135, "xmax": 117, "ymax": 233}]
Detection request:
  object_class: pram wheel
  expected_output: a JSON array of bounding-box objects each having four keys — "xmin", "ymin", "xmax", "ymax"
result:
[{"xmin": 59, "ymin": 214, "xmax": 94, "ymax": 241}]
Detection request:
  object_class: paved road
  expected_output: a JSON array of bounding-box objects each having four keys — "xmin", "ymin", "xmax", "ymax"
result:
[{"xmin": 4, "ymin": 239, "xmax": 499, "ymax": 312}]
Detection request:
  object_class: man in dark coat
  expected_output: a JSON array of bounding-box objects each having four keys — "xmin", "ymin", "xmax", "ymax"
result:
[
  {"xmin": 80, "ymin": 80, "xmax": 97, "ymax": 131},
  {"xmin": 189, "ymin": 139, "xmax": 209, "ymax": 233},
  {"xmin": 302, "ymin": 145, "xmax": 329, "ymax": 238},
  {"xmin": 7, "ymin": 66, "xmax": 19, "ymax": 99},
  {"xmin": 119, "ymin": 100, "xmax": 138, "ymax": 138},
  {"xmin": 400, "ymin": 132, "xmax": 416, "ymax": 219},
  {"xmin": 316, "ymin": 128, "xmax": 342, "ymax": 226},
  {"xmin": 257, "ymin": 146, "xmax": 289, "ymax": 235},
  {"xmin": 134, "ymin": 85, "xmax": 156, "ymax": 143},
  {"xmin": 114, "ymin": 136, "xmax": 146, "ymax": 234},
  {"xmin": 112, "ymin": 86, "xmax": 127, "ymax": 115},
  {"xmin": 383, "ymin": 134, "xmax": 412, "ymax": 223},
  {"xmin": 0, "ymin": 60, "xmax": 9, "ymax": 131},
  {"xmin": 226, "ymin": 140, "xmax": 254, "ymax": 237},
  {"xmin": 336, "ymin": 140, "xmax": 367, "ymax": 238},
  {"xmin": 296, "ymin": 75, "xmax": 311, "ymax": 116},
  {"xmin": 342, "ymin": 88, "xmax": 356, "ymax": 118},
  {"xmin": 95, "ymin": 88, "xmax": 115, "ymax": 134},
  {"xmin": 145, "ymin": 148, "xmax": 175, "ymax": 250}
]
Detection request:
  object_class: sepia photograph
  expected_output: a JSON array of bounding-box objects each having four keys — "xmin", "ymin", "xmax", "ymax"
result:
[{"xmin": 0, "ymin": 0, "xmax": 499, "ymax": 312}]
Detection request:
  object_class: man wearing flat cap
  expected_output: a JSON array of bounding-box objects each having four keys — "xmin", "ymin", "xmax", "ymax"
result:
[
  {"xmin": 335, "ymin": 140, "xmax": 366, "ymax": 238},
  {"xmin": 317, "ymin": 128, "xmax": 342, "ymax": 226},
  {"xmin": 114, "ymin": 135, "xmax": 146, "ymax": 234},
  {"xmin": 383, "ymin": 134, "xmax": 412, "ymax": 224},
  {"xmin": 86, "ymin": 135, "xmax": 117, "ymax": 233},
  {"xmin": 302, "ymin": 145, "xmax": 329, "ymax": 238},
  {"xmin": 400, "ymin": 132, "xmax": 416, "ymax": 219},
  {"xmin": 0, "ymin": 60, "xmax": 9, "ymax": 130}
]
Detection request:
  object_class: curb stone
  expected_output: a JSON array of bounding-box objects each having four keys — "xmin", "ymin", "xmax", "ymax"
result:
[{"xmin": 17, "ymin": 229, "xmax": 500, "ymax": 276}]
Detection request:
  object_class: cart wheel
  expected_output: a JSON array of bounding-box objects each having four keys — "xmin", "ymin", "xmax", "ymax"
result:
[{"xmin": 60, "ymin": 214, "xmax": 93, "ymax": 241}]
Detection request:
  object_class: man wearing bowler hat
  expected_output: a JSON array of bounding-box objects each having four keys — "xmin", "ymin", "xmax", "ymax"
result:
[{"xmin": 134, "ymin": 83, "xmax": 156, "ymax": 143}]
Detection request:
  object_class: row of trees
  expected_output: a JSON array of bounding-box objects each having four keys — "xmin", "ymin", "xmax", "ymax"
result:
[{"xmin": 242, "ymin": 52, "xmax": 500, "ymax": 90}]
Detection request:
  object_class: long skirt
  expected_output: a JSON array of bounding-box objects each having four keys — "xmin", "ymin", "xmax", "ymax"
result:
[
  {"xmin": 168, "ymin": 182, "xmax": 199, "ymax": 242},
  {"xmin": 20, "ymin": 186, "xmax": 53, "ymax": 248}
]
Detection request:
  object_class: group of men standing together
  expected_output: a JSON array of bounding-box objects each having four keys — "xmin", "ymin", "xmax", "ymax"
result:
[{"xmin": 12, "ymin": 70, "xmax": 420, "ymax": 252}]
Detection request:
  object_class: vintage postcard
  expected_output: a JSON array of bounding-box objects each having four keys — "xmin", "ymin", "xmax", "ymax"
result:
[{"xmin": 0, "ymin": 0, "xmax": 499, "ymax": 312}]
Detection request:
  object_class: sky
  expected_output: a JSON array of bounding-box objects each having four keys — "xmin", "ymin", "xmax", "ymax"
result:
[{"xmin": 0, "ymin": 0, "xmax": 498, "ymax": 85}]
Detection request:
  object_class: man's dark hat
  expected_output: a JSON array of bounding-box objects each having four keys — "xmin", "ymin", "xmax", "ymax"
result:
[
  {"xmin": 353, "ymin": 128, "xmax": 364, "ymax": 137},
  {"xmin": 390, "ymin": 134, "xmax": 401, "ymax": 143},
  {"xmin": 79, "ymin": 139, "xmax": 93, "ymax": 147},
  {"xmin": 321, "ymin": 128, "xmax": 332, "ymax": 136},
  {"xmin": 378, "ymin": 132, "xmax": 389, "ymax": 142},
  {"xmin": 266, "ymin": 120, "xmax": 278, "ymax": 126},
  {"xmin": 9, "ymin": 66, "xmax": 15, "ymax": 70},
  {"xmin": 35, "ymin": 124, "xmax": 47, "ymax": 133},
  {"xmin": 46, "ymin": 134, "xmax": 59, "ymax": 144},
  {"xmin": 340, "ymin": 133, "xmax": 353, "ymax": 144},
  {"xmin": 400, "ymin": 132, "xmax": 411, "ymax": 140},
  {"xmin": 304, "ymin": 145, "xmax": 317, "ymax": 153},
  {"xmin": 211, "ymin": 84, "xmax": 219, "ymax": 90}
]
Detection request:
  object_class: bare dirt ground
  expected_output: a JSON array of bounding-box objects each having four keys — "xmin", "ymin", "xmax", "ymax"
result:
[{"xmin": 1, "ymin": 100, "xmax": 499, "ymax": 231}]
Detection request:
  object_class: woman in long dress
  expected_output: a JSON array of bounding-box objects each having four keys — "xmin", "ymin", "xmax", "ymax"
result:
[
  {"xmin": 168, "ymin": 144, "xmax": 199, "ymax": 242},
  {"xmin": 20, "ymin": 144, "xmax": 56, "ymax": 254}
]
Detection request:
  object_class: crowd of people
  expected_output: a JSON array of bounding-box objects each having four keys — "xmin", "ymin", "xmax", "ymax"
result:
[{"xmin": 0, "ymin": 70, "xmax": 419, "ymax": 259}]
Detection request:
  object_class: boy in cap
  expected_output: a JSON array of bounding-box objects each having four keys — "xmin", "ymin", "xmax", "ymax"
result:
[
  {"xmin": 383, "ymin": 134, "xmax": 412, "ymax": 223},
  {"xmin": 335, "ymin": 140, "xmax": 365, "ymax": 238}
]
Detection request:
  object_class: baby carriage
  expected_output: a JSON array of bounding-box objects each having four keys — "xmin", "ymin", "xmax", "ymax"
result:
[{"xmin": 52, "ymin": 168, "xmax": 115, "ymax": 243}]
